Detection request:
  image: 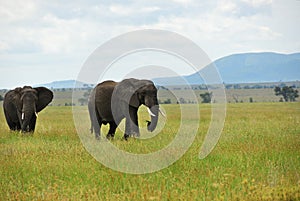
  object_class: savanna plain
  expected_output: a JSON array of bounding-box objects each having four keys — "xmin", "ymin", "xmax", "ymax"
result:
[{"xmin": 0, "ymin": 102, "xmax": 299, "ymax": 200}]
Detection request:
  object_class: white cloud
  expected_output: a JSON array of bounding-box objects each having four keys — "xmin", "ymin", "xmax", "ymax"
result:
[
  {"xmin": 0, "ymin": 41, "xmax": 9, "ymax": 52},
  {"xmin": 0, "ymin": 0, "xmax": 296, "ymax": 58},
  {"xmin": 143, "ymin": 0, "xmax": 285, "ymax": 59},
  {"xmin": 0, "ymin": 0, "xmax": 299, "ymax": 88},
  {"xmin": 38, "ymin": 14, "xmax": 80, "ymax": 53},
  {"xmin": 256, "ymin": 26, "xmax": 281, "ymax": 39},
  {"xmin": 0, "ymin": 0, "xmax": 37, "ymax": 22},
  {"xmin": 241, "ymin": 0, "xmax": 273, "ymax": 7},
  {"xmin": 109, "ymin": 4, "xmax": 160, "ymax": 16},
  {"xmin": 216, "ymin": 0, "xmax": 238, "ymax": 14},
  {"xmin": 171, "ymin": 0, "xmax": 194, "ymax": 5}
]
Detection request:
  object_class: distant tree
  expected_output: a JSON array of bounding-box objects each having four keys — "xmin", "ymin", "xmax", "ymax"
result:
[
  {"xmin": 232, "ymin": 94, "xmax": 239, "ymax": 103},
  {"xmin": 226, "ymin": 84, "xmax": 233, "ymax": 89},
  {"xmin": 65, "ymin": 102, "xmax": 74, "ymax": 106},
  {"xmin": 0, "ymin": 95, "xmax": 3, "ymax": 101},
  {"xmin": 179, "ymin": 97, "xmax": 186, "ymax": 104},
  {"xmin": 77, "ymin": 89, "xmax": 92, "ymax": 106},
  {"xmin": 78, "ymin": 98, "xmax": 88, "ymax": 106},
  {"xmin": 274, "ymin": 86, "xmax": 299, "ymax": 102},
  {"xmin": 199, "ymin": 85, "xmax": 207, "ymax": 90},
  {"xmin": 83, "ymin": 91, "xmax": 91, "ymax": 99},
  {"xmin": 233, "ymin": 84, "xmax": 241, "ymax": 89},
  {"xmin": 164, "ymin": 99, "xmax": 171, "ymax": 104},
  {"xmin": 200, "ymin": 92, "xmax": 212, "ymax": 103}
]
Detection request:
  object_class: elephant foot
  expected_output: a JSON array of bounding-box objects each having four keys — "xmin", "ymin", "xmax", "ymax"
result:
[
  {"xmin": 146, "ymin": 120, "xmax": 151, "ymax": 126},
  {"xmin": 123, "ymin": 134, "xmax": 130, "ymax": 141},
  {"xmin": 95, "ymin": 134, "xmax": 101, "ymax": 140},
  {"xmin": 132, "ymin": 132, "xmax": 140, "ymax": 138},
  {"xmin": 106, "ymin": 133, "xmax": 114, "ymax": 140}
]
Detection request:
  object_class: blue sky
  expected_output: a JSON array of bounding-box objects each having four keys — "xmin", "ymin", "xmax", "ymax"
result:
[{"xmin": 0, "ymin": 0, "xmax": 300, "ymax": 89}]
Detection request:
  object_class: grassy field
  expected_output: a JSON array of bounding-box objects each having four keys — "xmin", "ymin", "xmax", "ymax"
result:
[{"xmin": 0, "ymin": 102, "xmax": 299, "ymax": 200}]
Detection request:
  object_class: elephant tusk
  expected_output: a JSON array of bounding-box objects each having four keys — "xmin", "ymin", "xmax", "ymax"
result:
[
  {"xmin": 147, "ymin": 107, "xmax": 156, "ymax": 117},
  {"xmin": 159, "ymin": 108, "xmax": 166, "ymax": 117},
  {"xmin": 21, "ymin": 113, "xmax": 24, "ymax": 120},
  {"xmin": 35, "ymin": 112, "xmax": 38, "ymax": 118}
]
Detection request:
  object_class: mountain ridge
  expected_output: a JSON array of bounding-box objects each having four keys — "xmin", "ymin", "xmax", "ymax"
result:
[
  {"xmin": 33, "ymin": 80, "xmax": 94, "ymax": 89},
  {"xmin": 153, "ymin": 52, "xmax": 300, "ymax": 86},
  {"xmin": 33, "ymin": 52, "xmax": 300, "ymax": 88}
]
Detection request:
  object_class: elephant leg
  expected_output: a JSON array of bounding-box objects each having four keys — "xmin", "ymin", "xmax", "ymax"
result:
[
  {"xmin": 4, "ymin": 114, "xmax": 19, "ymax": 131},
  {"xmin": 129, "ymin": 107, "xmax": 140, "ymax": 137},
  {"xmin": 94, "ymin": 109, "xmax": 102, "ymax": 140},
  {"xmin": 11, "ymin": 123, "xmax": 20, "ymax": 131},
  {"xmin": 124, "ymin": 107, "xmax": 139, "ymax": 140},
  {"xmin": 91, "ymin": 116, "xmax": 100, "ymax": 138},
  {"xmin": 94, "ymin": 120, "xmax": 101, "ymax": 140},
  {"xmin": 90, "ymin": 110, "xmax": 97, "ymax": 134},
  {"xmin": 7, "ymin": 121, "xmax": 17, "ymax": 131},
  {"xmin": 28, "ymin": 117, "xmax": 37, "ymax": 132},
  {"xmin": 107, "ymin": 121, "xmax": 117, "ymax": 139},
  {"xmin": 15, "ymin": 122, "xmax": 21, "ymax": 131},
  {"xmin": 124, "ymin": 118, "xmax": 131, "ymax": 141}
]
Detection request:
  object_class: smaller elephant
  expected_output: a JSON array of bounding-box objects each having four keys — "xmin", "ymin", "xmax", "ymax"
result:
[
  {"xmin": 88, "ymin": 78, "xmax": 165, "ymax": 140},
  {"xmin": 3, "ymin": 86, "xmax": 53, "ymax": 133}
]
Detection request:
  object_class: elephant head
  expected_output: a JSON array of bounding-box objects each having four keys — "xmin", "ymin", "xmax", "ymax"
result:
[
  {"xmin": 115, "ymin": 78, "xmax": 161, "ymax": 132},
  {"xmin": 6, "ymin": 86, "xmax": 53, "ymax": 132}
]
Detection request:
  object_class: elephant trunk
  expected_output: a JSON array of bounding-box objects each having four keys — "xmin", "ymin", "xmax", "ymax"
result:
[
  {"xmin": 21, "ymin": 111, "xmax": 33, "ymax": 132},
  {"xmin": 21, "ymin": 103, "xmax": 36, "ymax": 132},
  {"xmin": 147, "ymin": 105, "xmax": 159, "ymax": 132}
]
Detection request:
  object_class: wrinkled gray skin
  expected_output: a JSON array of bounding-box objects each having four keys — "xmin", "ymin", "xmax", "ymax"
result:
[
  {"xmin": 3, "ymin": 86, "xmax": 53, "ymax": 133},
  {"xmin": 88, "ymin": 78, "xmax": 160, "ymax": 140}
]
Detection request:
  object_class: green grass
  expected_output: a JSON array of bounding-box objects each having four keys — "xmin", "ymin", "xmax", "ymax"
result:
[{"xmin": 0, "ymin": 103, "xmax": 299, "ymax": 200}]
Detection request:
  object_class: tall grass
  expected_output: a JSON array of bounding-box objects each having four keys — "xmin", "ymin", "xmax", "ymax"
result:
[{"xmin": 0, "ymin": 103, "xmax": 299, "ymax": 200}]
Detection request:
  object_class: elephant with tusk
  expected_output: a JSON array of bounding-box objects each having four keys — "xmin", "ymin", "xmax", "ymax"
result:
[
  {"xmin": 88, "ymin": 78, "xmax": 165, "ymax": 140},
  {"xmin": 3, "ymin": 86, "xmax": 53, "ymax": 133}
]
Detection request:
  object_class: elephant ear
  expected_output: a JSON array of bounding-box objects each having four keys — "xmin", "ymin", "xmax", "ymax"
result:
[
  {"xmin": 34, "ymin": 87, "xmax": 54, "ymax": 112},
  {"xmin": 117, "ymin": 79, "xmax": 140, "ymax": 108},
  {"xmin": 8, "ymin": 87, "xmax": 23, "ymax": 111}
]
